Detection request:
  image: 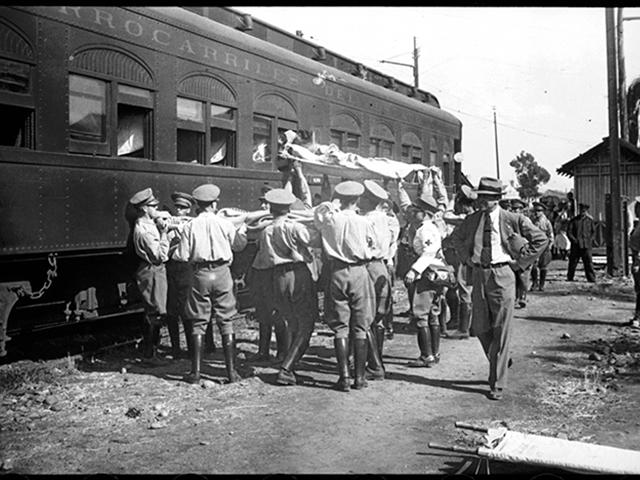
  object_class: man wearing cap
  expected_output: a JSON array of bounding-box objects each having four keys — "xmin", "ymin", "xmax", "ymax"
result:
[
  {"xmin": 530, "ymin": 202, "xmax": 554, "ymax": 291},
  {"xmin": 165, "ymin": 192, "xmax": 194, "ymax": 359},
  {"xmin": 129, "ymin": 187, "xmax": 170, "ymax": 366},
  {"xmin": 172, "ymin": 184, "xmax": 248, "ymax": 384},
  {"xmin": 358, "ymin": 179, "xmax": 398, "ymax": 380},
  {"xmin": 449, "ymin": 177, "xmax": 547, "ymax": 400},
  {"xmin": 254, "ymin": 188, "xmax": 321, "ymax": 386},
  {"xmin": 314, "ymin": 181, "xmax": 377, "ymax": 391},
  {"xmin": 246, "ymin": 184, "xmax": 280, "ymax": 365},
  {"xmin": 510, "ymin": 199, "xmax": 530, "ymax": 308},
  {"xmin": 442, "ymin": 185, "xmax": 477, "ymax": 339},
  {"xmin": 567, "ymin": 203, "xmax": 596, "ymax": 283},
  {"xmin": 628, "ymin": 197, "xmax": 640, "ymax": 328},
  {"xmin": 404, "ymin": 193, "xmax": 447, "ymax": 368}
]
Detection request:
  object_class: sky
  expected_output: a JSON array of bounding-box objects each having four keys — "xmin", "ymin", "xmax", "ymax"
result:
[{"xmin": 234, "ymin": 6, "xmax": 640, "ymax": 193}]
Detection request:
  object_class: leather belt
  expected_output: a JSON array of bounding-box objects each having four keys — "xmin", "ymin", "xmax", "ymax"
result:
[
  {"xmin": 194, "ymin": 260, "xmax": 228, "ymax": 269},
  {"xmin": 332, "ymin": 258, "xmax": 372, "ymax": 269},
  {"xmin": 473, "ymin": 261, "xmax": 511, "ymax": 269}
]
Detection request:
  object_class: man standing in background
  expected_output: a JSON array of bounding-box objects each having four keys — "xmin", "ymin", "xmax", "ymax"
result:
[{"xmin": 567, "ymin": 203, "xmax": 596, "ymax": 283}]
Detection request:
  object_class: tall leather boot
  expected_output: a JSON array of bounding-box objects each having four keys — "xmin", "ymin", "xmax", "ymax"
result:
[
  {"xmin": 449, "ymin": 303, "xmax": 471, "ymax": 339},
  {"xmin": 182, "ymin": 319, "xmax": 193, "ymax": 355},
  {"xmin": 167, "ymin": 316, "xmax": 182, "ymax": 358},
  {"xmin": 530, "ymin": 268, "xmax": 539, "ymax": 291},
  {"xmin": 539, "ymin": 270, "xmax": 547, "ymax": 291},
  {"xmin": 141, "ymin": 317, "xmax": 154, "ymax": 359},
  {"xmin": 274, "ymin": 319, "xmax": 291, "ymax": 364},
  {"xmin": 204, "ymin": 322, "xmax": 216, "ymax": 354},
  {"xmin": 446, "ymin": 295, "xmax": 460, "ymax": 331},
  {"xmin": 407, "ymin": 326, "xmax": 435, "ymax": 367},
  {"xmin": 221, "ymin": 333, "xmax": 242, "ymax": 383},
  {"xmin": 352, "ymin": 337, "xmax": 368, "ymax": 390},
  {"xmin": 375, "ymin": 325, "xmax": 386, "ymax": 364},
  {"xmin": 333, "ymin": 337, "xmax": 351, "ymax": 392},
  {"xmin": 250, "ymin": 321, "xmax": 273, "ymax": 363},
  {"xmin": 276, "ymin": 328, "xmax": 313, "ymax": 386},
  {"xmin": 365, "ymin": 327, "xmax": 384, "ymax": 380},
  {"xmin": 183, "ymin": 333, "xmax": 202, "ymax": 384},
  {"xmin": 429, "ymin": 319, "xmax": 441, "ymax": 364}
]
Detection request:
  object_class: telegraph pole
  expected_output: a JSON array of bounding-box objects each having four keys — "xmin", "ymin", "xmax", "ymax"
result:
[
  {"xmin": 493, "ymin": 106, "xmax": 500, "ymax": 179},
  {"xmin": 606, "ymin": 8, "xmax": 623, "ymax": 276},
  {"xmin": 380, "ymin": 37, "xmax": 420, "ymax": 89},
  {"xmin": 618, "ymin": 8, "xmax": 629, "ymax": 140}
]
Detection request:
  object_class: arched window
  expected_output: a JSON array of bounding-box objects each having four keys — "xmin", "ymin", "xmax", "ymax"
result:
[
  {"xmin": 68, "ymin": 46, "xmax": 154, "ymax": 158},
  {"xmin": 0, "ymin": 19, "xmax": 35, "ymax": 148},
  {"xmin": 252, "ymin": 93, "xmax": 298, "ymax": 164},
  {"xmin": 330, "ymin": 112, "xmax": 361, "ymax": 154},
  {"xmin": 401, "ymin": 131, "xmax": 423, "ymax": 164},
  {"xmin": 176, "ymin": 73, "xmax": 237, "ymax": 167},
  {"xmin": 369, "ymin": 122, "xmax": 395, "ymax": 159}
]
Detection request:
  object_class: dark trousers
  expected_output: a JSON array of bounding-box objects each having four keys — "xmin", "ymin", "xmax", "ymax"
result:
[{"xmin": 567, "ymin": 246, "xmax": 595, "ymax": 282}]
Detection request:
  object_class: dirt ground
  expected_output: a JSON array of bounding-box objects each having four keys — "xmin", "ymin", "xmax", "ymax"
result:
[{"xmin": 2, "ymin": 259, "xmax": 640, "ymax": 475}]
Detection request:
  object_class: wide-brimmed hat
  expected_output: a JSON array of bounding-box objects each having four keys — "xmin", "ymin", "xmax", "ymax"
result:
[{"xmin": 474, "ymin": 177, "xmax": 506, "ymax": 197}]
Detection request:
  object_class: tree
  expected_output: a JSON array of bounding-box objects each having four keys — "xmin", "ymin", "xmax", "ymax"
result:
[{"xmin": 509, "ymin": 151, "xmax": 550, "ymax": 201}]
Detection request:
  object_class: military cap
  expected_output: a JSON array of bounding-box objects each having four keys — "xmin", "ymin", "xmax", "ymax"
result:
[
  {"xmin": 578, "ymin": 203, "xmax": 590, "ymax": 209},
  {"xmin": 459, "ymin": 185, "xmax": 478, "ymax": 201},
  {"xmin": 264, "ymin": 188, "xmax": 296, "ymax": 206},
  {"xmin": 334, "ymin": 181, "xmax": 364, "ymax": 197},
  {"xmin": 258, "ymin": 184, "xmax": 273, "ymax": 201},
  {"xmin": 532, "ymin": 201, "xmax": 545, "ymax": 211},
  {"xmin": 129, "ymin": 187, "xmax": 159, "ymax": 207},
  {"xmin": 412, "ymin": 193, "xmax": 439, "ymax": 213},
  {"xmin": 511, "ymin": 199, "xmax": 526, "ymax": 210},
  {"xmin": 171, "ymin": 191, "xmax": 193, "ymax": 208},
  {"xmin": 363, "ymin": 179, "xmax": 389, "ymax": 201},
  {"xmin": 192, "ymin": 184, "xmax": 220, "ymax": 203},
  {"xmin": 474, "ymin": 177, "xmax": 506, "ymax": 197}
]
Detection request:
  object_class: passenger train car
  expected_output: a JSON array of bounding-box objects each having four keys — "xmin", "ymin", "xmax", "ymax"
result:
[{"xmin": 0, "ymin": 6, "xmax": 462, "ymax": 357}]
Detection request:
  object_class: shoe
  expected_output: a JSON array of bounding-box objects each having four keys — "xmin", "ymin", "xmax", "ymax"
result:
[
  {"xmin": 488, "ymin": 389, "xmax": 503, "ymax": 401},
  {"xmin": 276, "ymin": 368, "xmax": 297, "ymax": 386},
  {"xmin": 365, "ymin": 366, "xmax": 385, "ymax": 380},
  {"xmin": 407, "ymin": 355, "xmax": 436, "ymax": 367},
  {"xmin": 183, "ymin": 371, "xmax": 201, "ymax": 384},
  {"xmin": 508, "ymin": 358, "xmax": 513, "ymax": 368},
  {"xmin": 334, "ymin": 377, "xmax": 351, "ymax": 392}
]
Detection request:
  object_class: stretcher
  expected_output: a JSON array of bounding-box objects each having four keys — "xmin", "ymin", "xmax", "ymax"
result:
[{"xmin": 429, "ymin": 421, "xmax": 640, "ymax": 475}]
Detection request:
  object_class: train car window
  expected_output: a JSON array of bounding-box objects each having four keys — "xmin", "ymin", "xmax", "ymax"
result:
[
  {"xmin": 117, "ymin": 85, "xmax": 153, "ymax": 158},
  {"xmin": 69, "ymin": 75, "xmax": 108, "ymax": 153},
  {"xmin": 369, "ymin": 138, "xmax": 394, "ymax": 159},
  {"xmin": 0, "ymin": 58, "xmax": 35, "ymax": 149},
  {"xmin": 0, "ymin": 58, "xmax": 30, "ymax": 94},
  {"xmin": 177, "ymin": 97, "xmax": 204, "ymax": 123},
  {"xmin": 346, "ymin": 133, "xmax": 360, "ymax": 153},
  {"xmin": 330, "ymin": 129, "xmax": 360, "ymax": 154},
  {"xmin": 430, "ymin": 150, "xmax": 438, "ymax": 166},
  {"xmin": 442, "ymin": 153, "xmax": 451, "ymax": 186},
  {"xmin": 252, "ymin": 115, "xmax": 272, "ymax": 163},
  {"xmin": 177, "ymin": 129, "xmax": 204, "ymax": 164}
]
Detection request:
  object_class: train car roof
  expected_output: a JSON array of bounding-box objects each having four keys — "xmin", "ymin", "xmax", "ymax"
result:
[{"xmin": 140, "ymin": 7, "xmax": 462, "ymax": 130}]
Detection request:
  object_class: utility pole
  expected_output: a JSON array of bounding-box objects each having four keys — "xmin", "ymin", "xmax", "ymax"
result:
[
  {"xmin": 606, "ymin": 7, "xmax": 623, "ymax": 276},
  {"xmin": 618, "ymin": 8, "xmax": 629, "ymax": 140},
  {"xmin": 493, "ymin": 106, "xmax": 500, "ymax": 179},
  {"xmin": 413, "ymin": 36, "xmax": 419, "ymax": 90},
  {"xmin": 379, "ymin": 37, "xmax": 420, "ymax": 89}
]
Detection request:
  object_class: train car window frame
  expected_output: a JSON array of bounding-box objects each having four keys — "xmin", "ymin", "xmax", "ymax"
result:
[
  {"xmin": 0, "ymin": 56, "xmax": 35, "ymax": 149},
  {"xmin": 252, "ymin": 114, "xmax": 298, "ymax": 166},
  {"xmin": 176, "ymin": 95, "xmax": 237, "ymax": 167},
  {"xmin": 330, "ymin": 128, "xmax": 361, "ymax": 154},
  {"xmin": 68, "ymin": 73, "xmax": 154, "ymax": 159}
]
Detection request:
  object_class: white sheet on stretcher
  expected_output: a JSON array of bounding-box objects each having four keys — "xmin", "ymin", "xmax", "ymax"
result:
[{"xmin": 479, "ymin": 429, "xmax": 640, "ymax": 474}]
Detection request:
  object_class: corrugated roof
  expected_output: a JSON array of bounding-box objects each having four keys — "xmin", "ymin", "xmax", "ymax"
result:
[{"xmin": 556, "ymin": 137, "xmax": 640, "ymax": 177}]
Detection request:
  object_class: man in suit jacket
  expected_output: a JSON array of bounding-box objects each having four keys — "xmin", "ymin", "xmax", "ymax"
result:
[
  {"xmin": 566, "ymin": 203, "xmax": 596, "ymax": 283},
  {"xmin": 449, "ymin": 177, "xmax": 548, "ymax": 400}
]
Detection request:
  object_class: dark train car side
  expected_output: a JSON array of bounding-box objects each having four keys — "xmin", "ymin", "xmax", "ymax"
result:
[{"xmin": 0, "ymin": 6, "xmax": 461, "ymax": 357}]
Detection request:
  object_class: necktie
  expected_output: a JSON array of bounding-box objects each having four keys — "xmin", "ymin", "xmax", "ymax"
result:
[{"xmin": 480, "ymin": 211, "xmax": 493, "ymax": 267}]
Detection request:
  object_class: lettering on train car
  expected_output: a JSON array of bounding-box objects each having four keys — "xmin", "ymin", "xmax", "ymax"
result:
[{"xmin": 51, "ymin": 7, "xmax": 301, "ymax": 88}]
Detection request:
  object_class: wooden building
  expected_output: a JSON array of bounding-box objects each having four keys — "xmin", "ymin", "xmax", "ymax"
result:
[{"xmin": 557, "ymin": 137, "xmax": 640, "ymax": 222}]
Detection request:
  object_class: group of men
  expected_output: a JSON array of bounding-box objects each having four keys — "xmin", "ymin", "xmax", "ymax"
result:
[{"xmin": 128, "ymin": 161, "xmax": 550, "ymax": 400}]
